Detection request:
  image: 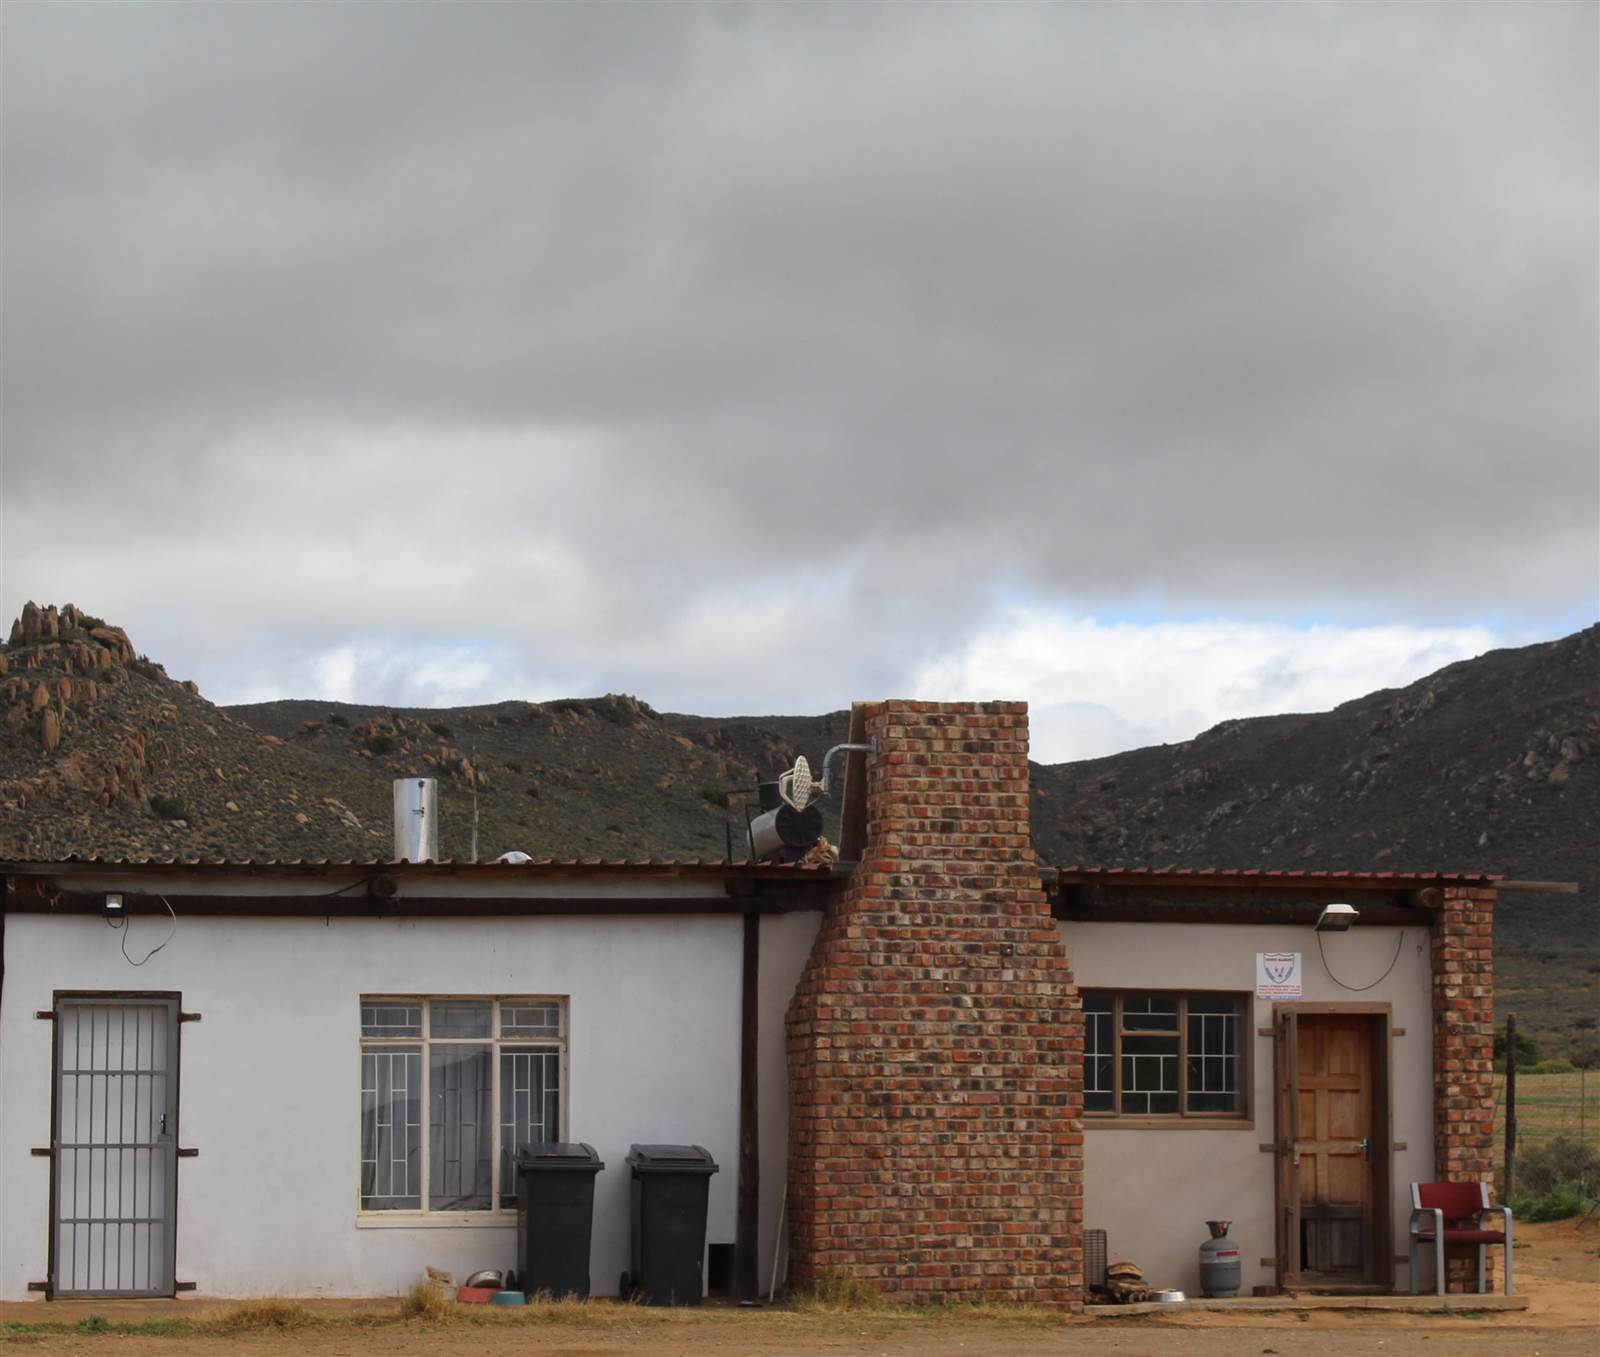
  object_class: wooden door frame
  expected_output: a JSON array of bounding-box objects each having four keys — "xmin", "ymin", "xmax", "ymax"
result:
[
  {"xmin": 47, "ymin": 990, "xmax": 184, "ymax": 1301},
  {"xmin": 1273, "ymin": 1002, "xmax": 1395, "ymax": 1293}
]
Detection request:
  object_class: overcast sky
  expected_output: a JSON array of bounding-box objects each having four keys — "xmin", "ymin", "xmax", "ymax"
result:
[{"xmin": 2, "ymin": 3, "xmax": 1595, "ymax": 762}]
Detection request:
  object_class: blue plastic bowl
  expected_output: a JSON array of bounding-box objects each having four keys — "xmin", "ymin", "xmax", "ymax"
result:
[{"xmin": 489, "ymin": 1290, "xmax": 526, "ymax": 1307}]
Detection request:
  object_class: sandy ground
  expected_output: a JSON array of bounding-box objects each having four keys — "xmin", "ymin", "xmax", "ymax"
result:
[{"xmin": 3, "ymin": 1219, "xmax": 1594, "ymax": 1356}]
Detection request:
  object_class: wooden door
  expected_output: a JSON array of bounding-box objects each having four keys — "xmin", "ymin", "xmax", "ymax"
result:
[{"xmin": 1292, "ymin": 1014, "xmax": 1374, "ymax": 1284}]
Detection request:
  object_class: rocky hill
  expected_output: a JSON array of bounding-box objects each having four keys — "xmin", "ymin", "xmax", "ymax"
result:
[
  {"xmin": 1, "ymin": 603, "xmax": 1593, "ymax": 1050},
  {"xmin": 1032, "ymin": 624, "xmax": 1599, "ymax": 1053},
  {"xmin": 0, "ymin": 602, "xmax": 846, "ymax": 863}
]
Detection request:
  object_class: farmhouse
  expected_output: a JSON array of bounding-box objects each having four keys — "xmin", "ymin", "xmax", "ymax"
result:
[{"xmin": 0, "ymin": 701, "xmax": 1498, "ymax": 1305}]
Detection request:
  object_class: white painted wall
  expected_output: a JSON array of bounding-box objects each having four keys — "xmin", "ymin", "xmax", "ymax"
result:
[
  {"xmin": 755, "ymin": 911, "xmax": 822, "ymax": 1292},
  {"xmin": 1, "ymin": 909, "xmax": 770, "ymax": 1301},
  {"xmin": 1063, "ymin": 920, "xmax": 1435, "ymax": 1297}
]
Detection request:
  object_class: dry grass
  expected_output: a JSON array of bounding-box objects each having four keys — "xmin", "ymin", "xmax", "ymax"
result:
[
  {"xmin": 788, "ymin": 1272, "xmax": 892, "ymax": 1312},
  {"xmin": 1495, "ymin": 1070, "xmax": 1600, "ymax": 1149},
  {"xmin": 191, "ymin": 1299, "xmax": 320, "ymax": 1333},
  {"xmin": 394, "ymin": 1287, "xmax": 701, "ymax": 1329},
  {"xmin": 785, "ymin": 1276, "xmax": 1061, "ymax": 1328}
]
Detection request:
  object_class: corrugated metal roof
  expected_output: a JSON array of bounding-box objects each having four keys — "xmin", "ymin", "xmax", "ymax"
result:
[
  {"xmin": 0, "ymin": 855, "xmax": 838, "ymax": 875},
  {"xmin": 1051, "ymin": 864, "xmax": 1500, "ymax": 885}
]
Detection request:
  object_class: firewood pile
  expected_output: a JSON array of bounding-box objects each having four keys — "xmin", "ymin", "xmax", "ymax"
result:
[{"xmin": 1092, "ymin": 1259, "xmax": 1160, "ymax": 1304}]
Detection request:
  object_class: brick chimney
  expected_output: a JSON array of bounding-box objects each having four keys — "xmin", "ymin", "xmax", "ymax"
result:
[{"xmin": 785, "ymin": 701, "xmax": 1084, "ymax": 1306}]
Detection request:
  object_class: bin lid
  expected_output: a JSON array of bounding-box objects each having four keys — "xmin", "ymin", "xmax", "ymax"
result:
[
  {"xmin": 513, "ymin": 1141, "xmax": 604, "ymax": 1171},
  {"xmin": 625, "ymin": 1143, "xmax": 719, "ymax": 1174}
]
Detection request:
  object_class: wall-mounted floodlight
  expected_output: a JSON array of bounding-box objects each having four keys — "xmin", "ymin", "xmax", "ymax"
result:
[
  {"xmin": 1315, "ymin": 903, "xmax": 1358, "ymax": 932},
  {"xmin": 104, "ymin": 892, "xmax": 126, "ymax": 922}
]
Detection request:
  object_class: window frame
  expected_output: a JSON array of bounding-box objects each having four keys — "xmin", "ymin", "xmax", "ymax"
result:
[
  {"xmin": 357, "ymin": 995, "xmax": 568, "ymax": 1222},
  {"xmin": 1082, "ymin": 989, "xmax": 1253, "ymax": 1129}
]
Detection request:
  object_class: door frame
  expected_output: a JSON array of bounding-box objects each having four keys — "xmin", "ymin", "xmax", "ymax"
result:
[
  {"xmin": 47, "ymin": 990, "xmax": 183, "ymax": 1300},
  {"xmin": 1272, "ymin": 1001, "xmax": 1395, "ymax": 1293}
]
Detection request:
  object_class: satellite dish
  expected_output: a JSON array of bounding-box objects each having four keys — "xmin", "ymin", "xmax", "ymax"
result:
[
  {"xmin": 496, "ymin": 850, "xmax": 532, "ymax": 864},
  {"xmin": 779, "ymin": 755, "xmax": 813, "ymax": 811}
]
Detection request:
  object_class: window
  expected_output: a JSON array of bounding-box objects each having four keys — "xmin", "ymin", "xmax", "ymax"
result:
[
  {"xmin": 359, "ymin": 997, "xmax": 564, "ymax": 1214},
  {"xmin": 1083, "ymin": 992, "xmax": 1246, "ymax": 1121}
]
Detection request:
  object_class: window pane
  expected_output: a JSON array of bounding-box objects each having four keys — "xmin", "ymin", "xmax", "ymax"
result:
[
  {"xmin": 430, "ymin": 1001, "xmax": 492, "ymax": 1039},
  {"xmin": 1186, "ymin": 999, "xmax": 1241, "ymax": 1114},
  {"xmin": 1122, "ymin": 1033, "xmax": 1179, "ymax": 1114},
  {"xmin": 361, "ymin": 1049, "xmax": 421, "ymax": 1209},
  {"xmin": 1122, "ymin": 996, "xmax": 1179, "ymax": 1032},
  {"xmin": 501, "ymin": 1003, "xmax": 561, "ymax": 1038},
  {"xmin": 429, "ymin": 1046, "xmax": 492, "ymax": 1210},
  {"xmin": 1084, "ymin": 998, "xmax": 1115, "ymax": 1113},
  {"xmin": 361, "ymin": 1003, "xmax": 421, "ymax": 1038},
  {"xmin": 498, "ymin": 1047, "xmax": 562, "ymax": 1207}
]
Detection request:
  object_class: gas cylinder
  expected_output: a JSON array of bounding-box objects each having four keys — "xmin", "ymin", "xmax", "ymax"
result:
[{"xmin": 1198, "ymin": 1219, "xmax": 1241, "ymax": 1298}]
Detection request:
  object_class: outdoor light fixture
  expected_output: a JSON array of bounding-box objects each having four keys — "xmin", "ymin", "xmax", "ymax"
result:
[
  {"xmin": 1315, "ymin": 902, "xmax": 1358, "ymax": 932},
  {"xmin": 103, "ymin": 892, "xmax": 126, "ymax": 921}
]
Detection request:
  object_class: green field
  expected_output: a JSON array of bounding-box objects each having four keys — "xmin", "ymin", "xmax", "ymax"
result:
[{"xmin": 1493, "ymin": 1070, "xmax": 1600, "ymax": 1162}]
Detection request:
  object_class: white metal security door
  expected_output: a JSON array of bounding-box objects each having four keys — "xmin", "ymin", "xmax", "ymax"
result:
[{"xmin": 52, "ymin": 997, "xmax": 180, "ymax": 1297}]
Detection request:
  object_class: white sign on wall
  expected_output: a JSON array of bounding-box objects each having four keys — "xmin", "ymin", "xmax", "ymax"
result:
[{"xmin": 1256, "ymin": 952, "xmax": 1302, "ymax": 1000}]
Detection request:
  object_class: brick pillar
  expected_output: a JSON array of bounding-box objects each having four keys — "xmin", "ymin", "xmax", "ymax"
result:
[
  {"xmin": 1431, "ymin": 883, "xmax": 1497, "ymax": 1293},
  {"xmin": 785, "ymin": 701, "xmax": 1084, "ymax": 1307}
]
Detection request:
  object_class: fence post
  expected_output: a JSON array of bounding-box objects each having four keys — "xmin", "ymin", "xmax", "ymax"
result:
[{"xmin": 1504, "ymin": 1012, "xmax": 1517, "ymax": 1202}]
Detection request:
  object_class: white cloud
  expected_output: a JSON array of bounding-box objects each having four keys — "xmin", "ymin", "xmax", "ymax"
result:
[{"xmin": 910, "ymin": 611, "xmax": 1508, "ymax": 763}]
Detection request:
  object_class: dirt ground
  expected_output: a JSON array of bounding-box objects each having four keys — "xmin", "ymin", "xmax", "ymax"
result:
[{"xmin": 3, "ymin": 1219, "xmax": 1594, "ymax": 1357}]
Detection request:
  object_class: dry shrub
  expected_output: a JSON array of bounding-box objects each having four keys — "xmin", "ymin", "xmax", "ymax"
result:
[
  {"xmin": 399, "ymin": 1280, "xmax": 454, "ymax": 1321},
  {"xmin": 194, "ymin": 1299, "xmax": 317, "ymax": 1332}
]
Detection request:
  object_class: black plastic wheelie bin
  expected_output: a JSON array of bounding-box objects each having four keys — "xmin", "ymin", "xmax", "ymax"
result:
[
  {"xmin": 514, "ymin": 1142, "xmax": 605, "ymax": 1299},
  {"xmin": 619, "ymin": 1144, "xmax": 720, "ymax": 1305}
]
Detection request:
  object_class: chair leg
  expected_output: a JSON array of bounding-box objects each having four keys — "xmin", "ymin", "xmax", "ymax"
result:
[
  {"xmin": 1504, "ymin": 1219, "xmax": 1513, "ymax": 1295},
  {"xmin": 1435, "ymin": 1232, "xmax": 1445, "ymax": 1296},
  {"xmin": 1477, "ymin": 1244, "xmax": 1485, "ymax": 1294},
  {"xmin": 1409, "ymin": 1241, "xmax": 1419, "ymax": 1295}
]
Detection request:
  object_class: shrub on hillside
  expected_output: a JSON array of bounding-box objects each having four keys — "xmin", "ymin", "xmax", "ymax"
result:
[
  {"xmin": 327, "ymin": 712, "xmax": 350, "ymax": 728},
  {"xmin": 149, "ymin": 795, "xmax": 190, "ymax": 822},
  {"xmin": 1516, "ymin": 1135, "xmax": 1598, "ymax": 1197},
  {"xmin": 1509, "ymin": 1182, "xmax": 1591, "ymax": 1223},
  {"xmin": 1570, "ymin": 1041, "xmax": 1600, "ymax": 1070},
  {"xmin": 365, "ymin": 734, "xmax": 396, "ymax": 756},
  {"xmin": 428, "ymin": 721, "xmax": 453, "ymax": 739},
  {"xmin": 1495, "ymin": 1024, "xmax": 1541, "ymax": 1071}
]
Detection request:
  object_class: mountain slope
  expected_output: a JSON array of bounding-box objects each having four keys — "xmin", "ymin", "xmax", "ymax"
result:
[
  {"xmin": 1, "ymin": 603, "xmax": 1593, "ymax": 1049},
  {"xmin": 1031, "ymin": 625, "xmax": 1599, "ymax": 1051}
]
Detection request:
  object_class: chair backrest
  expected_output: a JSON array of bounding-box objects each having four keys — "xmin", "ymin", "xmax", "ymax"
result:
[{"xmin": 1413, "ymin": 1180, "xmax": 1486, "ymax": 1220}]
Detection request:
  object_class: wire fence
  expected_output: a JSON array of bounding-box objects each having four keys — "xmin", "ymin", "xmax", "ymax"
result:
[{"xmin": 1492, "ymin": 1070, "xmax": 1599, "ymax": 1175}]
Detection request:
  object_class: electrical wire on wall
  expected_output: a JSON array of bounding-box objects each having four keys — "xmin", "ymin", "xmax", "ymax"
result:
[
  {"xmin": 105, "ymin": 894, "xmax": 178, "ymax": 967},
  {"xmin": 1316, "ymin": 928, "xmax": 1406, "ymax": 993}
]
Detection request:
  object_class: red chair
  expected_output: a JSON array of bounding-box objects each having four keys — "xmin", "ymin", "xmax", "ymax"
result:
[{"xmin": 1409, "ymin": 1181, "xmax": 1513, "ymax": 1295}]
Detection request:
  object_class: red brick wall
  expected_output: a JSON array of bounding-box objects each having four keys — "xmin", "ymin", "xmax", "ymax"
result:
[
  {"xmin": 1431, "ymin": 883, "xmax": 1498, "ymax": 1293},
  {"xmin": 785, "ymin": 701, "xmax": 1084, "ymax": 1306}
]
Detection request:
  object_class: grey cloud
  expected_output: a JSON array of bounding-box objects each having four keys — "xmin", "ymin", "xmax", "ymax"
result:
[{"xmin": 1, "ymin": 3, "xmax": 1594, "ymax": 714}]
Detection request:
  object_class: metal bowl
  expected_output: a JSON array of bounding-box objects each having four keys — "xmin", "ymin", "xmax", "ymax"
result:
[
  {"xmin": 464, "ymin": 1269, "xmax": 505, "ymax": 1290},
  {"xmin": 1152, "ymin": 1289, "xmax": 1186, "ymax": 1303}
]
